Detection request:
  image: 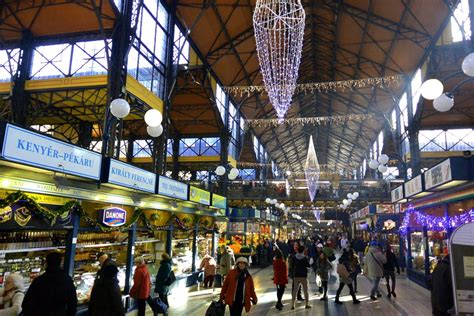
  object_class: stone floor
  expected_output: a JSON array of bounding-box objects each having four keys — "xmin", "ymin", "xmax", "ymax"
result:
[{"xmin": 129, "ymin": 263, "xmax": 432, "ymax": 316}]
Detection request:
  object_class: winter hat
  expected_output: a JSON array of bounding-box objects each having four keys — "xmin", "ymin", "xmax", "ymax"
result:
[
  {"xmin": 317, "ymin": 243, "xmax": 323, "ymax": 248},
  {"xmin": 236, "ymin": 257, "xmax": 248, "ymax": 265}
]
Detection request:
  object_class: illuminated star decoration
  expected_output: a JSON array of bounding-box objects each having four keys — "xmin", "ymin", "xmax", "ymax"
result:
[
  {"xmin": 305, "ymin": 135, "xmax": 320, "ymax": 202},
  {"xmin": 253, "ymin": 0, "xmax": 305, "ymax": 120},
  {"xmin": 313, "ymin": 209, "xmax": 321, "ymax": 223}
]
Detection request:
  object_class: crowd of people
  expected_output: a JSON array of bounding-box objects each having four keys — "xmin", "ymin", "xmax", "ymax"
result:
[{"xmin": 0, "ymin": 233, "xmax": 455, "ymax": 316}]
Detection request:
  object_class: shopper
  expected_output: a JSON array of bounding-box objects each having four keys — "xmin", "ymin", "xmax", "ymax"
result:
[
  {"xmin": 316, "ymin": 252, "xmax": 331, "ymax": 301},
  {"xmin": 96, "ymin": 252, "xmax": 117, "ymax": 280},
  {"xmin": 340, "ymin": 235, "xmax": 349, "ymax": 250},
  {"xmin": 365, "ymin": 241, "xmax": 387, "ymax": 300},
  {"xmin": 348, "ymin": 249, "xmax": 362, "ymax": 293},
  {"xmin": 0, "ymin": 273, "xmax": 24, "ymax": 315},
  {"xmin": 291, "ymin": 245, "xmax": 311, "ymax": 310},
  {"xmin": 220, "ymin": 257, "xmax": 257, "ymax": 316},
  {"xmin": 154, "ymin": 253, "xmax": 173, "ymax": 308},
  {"xmin": 220, "ymin": 247, "xmax": 235, "ymax": 283},
  {"xmin": 199, "ymin": 253, "xmax": 217, "ymax": 288},
  {"xmin": 383, "ymin": 245, "xmax": 400, "ymax": 298},
  {"xmin": 335, "ymin": 257, "xmax": 360, "ymax": 304},
  {"xmin": 288, "ymin": 251, "xmax": 304, "ymax": 301},
  {"xmin": 272, "ymin": 249, "xmax": 288, "ymax": 310},
  {"xmin": 130, "ymin": 257, "xmax": 151, "ymax": 316},
  {"xmin": 430, "ymin": 255, "xmax": 454, "ymax": 316},
  {"xmin": 89, "ymin": 265, "xmax": 125, "ymax": 316},
  {"xmin": 22, "ymin": 252, "xmax": 77, "ymax": 316}
]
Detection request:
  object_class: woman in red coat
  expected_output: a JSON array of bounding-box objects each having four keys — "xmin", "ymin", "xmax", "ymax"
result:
[
  {"xmin": 273, "ymin": 249, "xmax": 288, "ymax": 310},
  {"xmin": 220, "ymin": 257, "xmax": 258, "ymax": 316},
  {"xmin": 130, "ymin": 257, "xmax": 151, "ymax": 316}
]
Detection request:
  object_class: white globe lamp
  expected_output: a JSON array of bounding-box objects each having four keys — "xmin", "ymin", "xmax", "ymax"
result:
[
  {"xmin": 279, "ymin": 203, "xmax": 285, "ymax": 209},
  {"xmin": 265, "ymin": 198, "xmax": 271, "ymax": 204},
  {"xmin": 368, "ymin": 159, "xmax": 379, "ymax": 170},
  {"xmin": 215, "ymin": 166, "xmax": 226, "ymax": 176},
  {"xmin": 144, "ymin": 109, "xmax": 163, "ymax": 127},
  {"xmin": 343, "ymin": 199, "xmax": 348, "ymax": 205},
  {"xmin": 110, "ymin": 98, "xmax": 130, "ymax": 119},
  {"xmin": 378, "ymin": 154, "xmax": 389, "ymax": 165},
  {"xmin": 420, "ymin": 79, "xmax": 444, "ymax": 100},
  {"xmin": 433, "ymin": 93, "xmax": 454, "ymax": 112},
  {"xmin": 146, "ymin": 125, "xmax": 163, "ymax": 137},
  {"xmin": 271, "ymin": 199, "xmax": 278, "ymax": 205},
  {"xmin": 347, "ymin": 198, "xmax": 352, "ymax": 204},
  {"xmin": 353, "ymin": 192, "xmax": 359, "ymax": 199},
  {"xmin": 378, "ymin": 165, "xmax": 388, "ymax": 173},
  {"xmin": 462, "ymin": 53, "xmax": 474, "ymax": 77},
  {"xmin": 347, "ymin": 193, "xmax": 353, "ymax": 199}
]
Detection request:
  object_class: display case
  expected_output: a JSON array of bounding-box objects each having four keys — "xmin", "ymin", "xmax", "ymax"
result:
[
  {"xmin": 196, "ymin": 232, "xmax": 213, "ymax": 268},
  {"xmin": 73, "ymin": 231, "xmax": 129, "ymax": 305},
  {"xmin": 171, "ymin": 230, "xmax": 194, "ymax": 277},
  {"xmin": 0, "ymin": 231, "xmax": 67, "ymax": 288},
  {"xmin": 410, "ymin": 231, "xmax": 425, "ymax": 273},
  {"xmin": 134, "ymin": 230, "xmax": 167, "ymax": 278},
  {"xmin": 427, "ymin": 230, "xmax": 448, "ymax": 273}
]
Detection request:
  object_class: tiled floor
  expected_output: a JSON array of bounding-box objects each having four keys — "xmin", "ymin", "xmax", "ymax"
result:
[{"xmin": 131, "ymin": 264, "xmax": 432, "ymax": 316}]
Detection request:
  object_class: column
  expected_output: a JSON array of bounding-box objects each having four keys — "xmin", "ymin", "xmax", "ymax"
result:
[
  {"xmin": 406, "ymin": 227, "xmax": 413, "ymax": 270},
  {"xmin": 153, "ymin": 0, "xmax": 177, "ymax": 174},
  {"xmin": 124, "ymin": 224, "xmax": 137, "ymax": 294},
  {"xmin": 406, "ymin": 83, "xmax": 421, "ymax": 177},
  {"xmin": 126, "ymin": 135, "xmax": 135, "ymax": 163},
  {"xmin": 64, "ymin": 213, "xmax": 80, "ymax": 276},
  {"xmin": 11, "ymin": 31, "xmax": 34, "ymax": 126},
  {"xmin": 172, "ymin": 135, "xmax": 180, "ymax": 180},
  {"xmin": 192, "ymin": 222, "xmax": 198, "ymax": 272},
  {"xmin": 77, "ymin": 122, "xmax": 93, "ymax": 149},
  {"xmin": 102, "ymin": 0, "xmax": 138, "ymax": 157},
  {"xmin": 423, "ymin": 226, "xmax": 430, "ymax": 276},
  {"xmin": 166, "ymin": 224, "xmax": 173, "ymax": 256}
]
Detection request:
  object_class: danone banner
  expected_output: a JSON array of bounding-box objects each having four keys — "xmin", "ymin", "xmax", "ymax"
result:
[
  {"xmin": 0, "ymin": 123, "xmax": 102, "ymax": 180},
  {"xmin": 99, "ymin": 207, "xmax": 127, "ymax": 227},
  {"xmin": 189, "ymin": 186, "xmax": 210, "ymax": 205},
  {"xmin": 212, "ymin": 194, "xmax": 227, "ymax": 209}
]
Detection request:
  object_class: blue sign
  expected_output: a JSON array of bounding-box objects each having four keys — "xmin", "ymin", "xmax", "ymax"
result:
[
  {"xmin": 100, "ymin": 207, "xmax": 127, "ymax": 227},
  {"xmin": 158, "ymin": 176, "xmax": 188, "ymax": 200},
  {"xmin": 0, "ymin": 123, "xmax": 102, "ymax": 180},
  {"xmin": 103, "ymin": 158, "xmax": 156, "ymax": 193}
]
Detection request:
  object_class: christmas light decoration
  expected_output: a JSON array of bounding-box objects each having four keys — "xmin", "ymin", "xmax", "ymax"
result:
[
  {"xmin": 399, "ymin": 207, "xmax": 474, "ymax": 235},
  {"xmin": 223, "ymin": 75, "xmax": 403, "ymax": 97},
  {"xmin": 253, "ymin": 0, "xmax": 306, "ymax": 120},
  {"xmin": 245, "ymin": 113, "xmax": 377, "ymax": 128},
  {"xmin": 304, "ymin": 135, "xmax": 320, "ymax": 202}
]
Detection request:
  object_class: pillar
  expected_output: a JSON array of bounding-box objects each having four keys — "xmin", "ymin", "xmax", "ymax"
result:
[{"xmin": 11, "ymin": 31, "xmax": 34, "ymax": 126}]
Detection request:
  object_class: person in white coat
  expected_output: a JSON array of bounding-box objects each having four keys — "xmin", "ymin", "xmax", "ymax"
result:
[
  {"xmin": 0, "ymin": 273, "xmax": 24, "ymax": 315},
  {"xmin": 365, "ymin": 241, "xmax": 387, "ymax": 300}
]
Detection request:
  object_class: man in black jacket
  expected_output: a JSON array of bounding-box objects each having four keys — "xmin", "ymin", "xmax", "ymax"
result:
[
  {"xmin": 22, "ymin": 252, "xmax": 77, "ymax": 316},
  {"xmin": 291, "ymin": 246, "xmax": 311, "ymax": 310},
  {"xmin": 96, "ymin": 252, "xmax": 117, "ymax": 280},
  {"xmin": 430, "ymin": 256, "xmax": 454, "ymax": 316}
]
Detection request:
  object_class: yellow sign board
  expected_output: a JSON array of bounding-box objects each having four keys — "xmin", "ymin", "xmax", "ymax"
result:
[
  {"xmin": 0, "ymin": 190, "xmax": 70, "ymax": 205},
  {"xmin": 189, "ymin": 186, "xmax": 210, "ymax": 206}
]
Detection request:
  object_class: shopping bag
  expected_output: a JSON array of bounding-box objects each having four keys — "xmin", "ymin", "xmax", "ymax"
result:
[
  {"xmin": 205, "ymin": 300, "xmax": 226, "ymax": 316},
  {"xmin": 315, "ymin": 275, "xmax": 322, "ymax": 287},
  {"xmin": 147, "ymin": 296, "xmax": 168, "ymax": 314}
]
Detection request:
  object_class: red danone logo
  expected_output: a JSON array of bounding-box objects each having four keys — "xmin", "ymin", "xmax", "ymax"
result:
[{"xmin": 100, "ymin": 207, "xmax": 127, "ymax": 227}]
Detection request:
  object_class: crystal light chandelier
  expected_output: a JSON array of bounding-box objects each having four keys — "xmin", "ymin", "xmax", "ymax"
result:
[
  {"xmin": 305, "ymin": 135, "xmax": 320, "ymax": 202},
  {"xmin": 253, "ymin": 0, "xmax": 306, "ymax": 120}
]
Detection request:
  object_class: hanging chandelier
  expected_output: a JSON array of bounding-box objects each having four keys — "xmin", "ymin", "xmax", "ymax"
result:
[
  {"xmin": 305, "ymin": 135, "xmax": 320, "ymax": 202},
  {"xmin": 253, "ymin": 0, "xmax": 306, "ymax": 120}
]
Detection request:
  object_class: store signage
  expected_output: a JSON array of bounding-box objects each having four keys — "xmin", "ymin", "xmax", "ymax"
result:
[
  {"xmin": 376, "ymin": 204, "xmax": 395, "ymax": 214},
  {"xmin": 0, "ymin": 123, "xmax": 102, "ymax": 180},
  {"xmin": 425, "ymin": 158, "xmax": 452, "ymax": 190},
  {"xmin": 157, "ymin": 176, "xmax": 188, "ymax": 200},
  {"xmin": 99, "ymin": 207, "xmax": 127, "ymax": 227},
  {"xmin": 254, "ymin": 210, "xmax": 261, "ymax": 219},
  {"xmin": 189, "ymin": 186, "xmax": 211, "ymax": 205},
  {"xmin": 404, "ymin": 174, "xmax": 423, "ymax": 197},
  {"xmin": 103, "ymin": 159, "xmax": 156, "ymax": 193},
  {"xmin": 211, "ymin": 194, "xmax": 227, "ymax": 209},
  {"xmin": 391, "ymin": 185, "xmax": 404, "ymax": 203}
]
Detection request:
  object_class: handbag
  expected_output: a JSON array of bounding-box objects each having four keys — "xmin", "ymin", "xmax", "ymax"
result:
[
  {"xmin": 164, "ymin": 270, "xmax": 176, "ymax": 286},
  {"xmin": 315, "ymin": 274, "xmax": 322, "ymax": 287},
  {"xmin": 205, "ymin": 300, "xmax": 226, "ymax": 316},
  {"xmin": 147, "ymin": 296, "xmax": 168, "ymax": 314}
]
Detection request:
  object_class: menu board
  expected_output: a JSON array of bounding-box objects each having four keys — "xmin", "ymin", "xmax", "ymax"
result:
[
  {"xmin": 404, "ymin": 174, "xmax": 423, "ymax": 197},
  {"xmin": 189, "ymin": 186, "xmax": 211, "ymax": 205},
  {"xmin": 424, "ymin": 159, "xmax": 452, "ymax": 190},
  {"xmin": 391, "ymin": 185, "xmax": 404, "ymax": 202},
  {"xmin": 211, "ymin": 193, "xmax": 227, "ymax": 209},
  {"xmin": 376, "ymin": 204, "xmax": 395, "ymax": 213}
]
